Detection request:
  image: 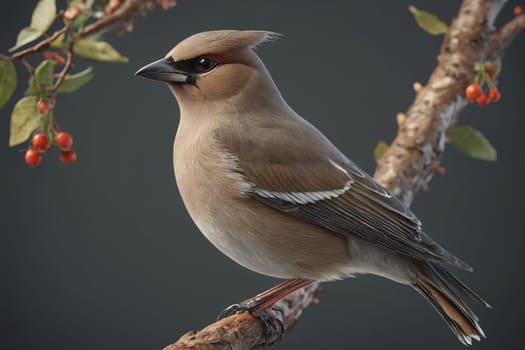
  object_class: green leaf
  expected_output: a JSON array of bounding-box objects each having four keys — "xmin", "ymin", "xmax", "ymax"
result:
[
  {"xmin": 58, "ymin": 67, "xmax": 94, "ymax": 93},
  {"xmin": 9, "ymin": 0, "xmax": 57, "ymax": 52},
  {"xmin": 9, "ymin": 27, "xmax": 43, "ymax": 52},
  {"xmin": 30, "ymin": 0, "xmax": 57, "ymax": 32},
  {"xmin": 0, "ymin": 61, "xmax": 17, "ymax": 109},
  {"xmin": 447, "ymin": 126, "xmax": 497, "ymax": 161},
  {"xmin": 50, "ymin": 33, "xmax": 65, "ymax": 49},
  {"xmin": 27, "ymin": 59, "xmax": 54, "ymax": 97},
  {"xmin": 25, "ymin": 77, "xmax": 37, "ymax": 97},
  {"xmin": 409, "ymin": 6, "xmax": 449, "ymax": 35},
  {"xmin": 9, "ymin": 96, "xmax": 41, "ymax": 147},
  {"xmin": 374, "ymin": 140, "xmax": 389, "ymax": 162},
  {"xmin": 74, "ymin": 39, "xmax": 129, "ymax": 63}
]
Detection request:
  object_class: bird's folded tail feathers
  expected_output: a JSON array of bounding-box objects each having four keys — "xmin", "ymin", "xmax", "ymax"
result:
[
  {"xmin": 413, "ymin": 262, "xmax": 489, "ymax": 346},
  {"xmin": 421, "ymin": 233, "xmax": 473, "ymax": 271}
]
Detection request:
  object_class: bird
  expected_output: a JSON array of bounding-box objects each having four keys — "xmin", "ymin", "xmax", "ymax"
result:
[{"xmin": 136, "ymin": 30, "xmax": 489, "ymax": 345}]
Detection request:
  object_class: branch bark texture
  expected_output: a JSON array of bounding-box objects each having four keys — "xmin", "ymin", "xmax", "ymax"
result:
[
  {"xmin": 164, "ymin": 1, "xmax": 524, "ymax": 349},
  {"xmin": 374, "ymin": 0, "xmax": 524, "ymax": 204}
]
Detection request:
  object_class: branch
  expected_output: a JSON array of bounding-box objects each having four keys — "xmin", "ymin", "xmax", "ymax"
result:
[
  {"xmin": 10, "ymin": 27, "xmax": 67, "ymax": 60},
  {"xmin": 51, "ymin": 24, "xmax": 75, "ymax": 100},
  {"xmin": 166, "ymin": 284, "xmax": 322, "ymax": 350},
  {"xmin": 373, "ymin": 0, "xmax": 521, "ymax": 204},
  {"xmin": 2, "ymin": 0, "xmax": 149, "ymax": 62},
  {"xmin": 80, "ymin": 0, "xmax": 147, "ymax": 38},
  {"xmin": 164, "ymin": 1, "xmax": 524, "ymax": 349},
  {"xmin": 490, "ymin": 13, "xmax": 525, "ymax": 56}
]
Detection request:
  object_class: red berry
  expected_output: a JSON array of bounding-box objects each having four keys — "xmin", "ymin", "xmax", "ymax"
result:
[
  {"xmin": 43, "ymin": 51, "xmax": 55, "ymax": 60},
  {"xmin": 32, "ymin": 133, "xmax": 50, "ymax": 152},
  {"xmin": 37, "ymin": 98, "xmax": 50, "ymax": 115},
  {"xmin": 465, "ymin": 83, "xmax": 482, "ymax": 102},
  {"xmin": 59, "ymin": 150, "xmax": 77, "ymax": 164},
  {"xmin": 54, "ymin": 55, "xmax": 66, "ymax": 66},
  {"xmin": 54, "ymin": 132, "xmax": 73, "ymax": 151},
  {"xmin": 25, "ymin": 149, "xmax": 42, "ymax": 167},
  {"xmin": 476, "ymin": 93, "xmax": 490, "ymax": 106},
  {"xmin": 434, "ymin": 166, "xmax": 446, "ymax": 175},
  {"xmin": 488, "ymin": 87, "xmax": 500, "ymax": 102},
  {"xmin": 514, "ymin": 6, "xmax": 522, "ymax": 16}
]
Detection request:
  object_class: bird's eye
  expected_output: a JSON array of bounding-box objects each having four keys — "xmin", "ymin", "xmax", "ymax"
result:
[{"xmin": 194, "ymin": 57, "xmax": 217, "ymax": 73}]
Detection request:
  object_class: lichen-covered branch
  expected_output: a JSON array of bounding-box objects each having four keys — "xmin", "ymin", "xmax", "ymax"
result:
[
  {"xmin": 162, "ymin": 1, "xmax": 524, "ymax": 350},
  {"xmin": 374, "ymin": 0, "xmax": 522, "ymax": 204}
]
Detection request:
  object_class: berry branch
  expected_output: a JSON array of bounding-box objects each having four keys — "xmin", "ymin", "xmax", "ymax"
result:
[
  {"xmin": 0, "ymin": 0, "xmax": 177, "ymax": 167},
  {"xmin": 374, "ymin": 0, "xmax": 524, "ymax": 204},
  {"xmin": 162, "ymin": 1, "xmax": 524, "ymax": 349}
]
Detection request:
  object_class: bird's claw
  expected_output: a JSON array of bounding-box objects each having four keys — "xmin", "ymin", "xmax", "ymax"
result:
[
  {"xmin": 217, "ymin": 303, "xmax": 284, "ymax": 344},
  {"xmin": 217, "ymin": 303, "xmax": 250, "ymax": 320},
  {"xmin": 253, "ymin": 307, "xmax": 285, "ymax": 345}
]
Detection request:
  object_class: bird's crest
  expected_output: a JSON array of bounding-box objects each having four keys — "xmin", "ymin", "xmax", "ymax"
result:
[{"xmin": 168, "ymin": 30, "xmax": 280, "ymax": 61}]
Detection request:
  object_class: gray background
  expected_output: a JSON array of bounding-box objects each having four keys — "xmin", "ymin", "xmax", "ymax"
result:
[{"xmin": 1, "ymin": 1, "xmax": 524, "ymax": 349}]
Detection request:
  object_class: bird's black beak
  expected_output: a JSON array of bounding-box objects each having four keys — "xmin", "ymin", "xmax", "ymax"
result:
[{"xmin": 135, "ymin": 57, "xmax": 189, "ymax": 84}]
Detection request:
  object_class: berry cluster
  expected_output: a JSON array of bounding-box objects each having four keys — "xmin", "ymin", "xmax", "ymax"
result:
[
  {"xmin": 25, "ymin": 130, "xmax": 76, "ymax": 167},
  {"xmin": 25, "ymin": 131, "xmax": 76, "ymax": 167},
  {"xmin": 24, "ymin": 98, "xmax": 77, "ymax": 167},
  {"xmin": 465, "ymin": 84, "xmax": 500, "ymax": 106},
  {"xmin": 464, "ymin": 60, "xmax": 502, "ymax": 106}
]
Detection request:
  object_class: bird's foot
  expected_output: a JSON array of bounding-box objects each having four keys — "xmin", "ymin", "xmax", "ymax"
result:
[
  {"xmin": 217, "ymin": 303, "xmax": 284, "ymax": 345},
  {"xmin": 253, "ymin": 307, "xmax": 285, "ymax": 345}
]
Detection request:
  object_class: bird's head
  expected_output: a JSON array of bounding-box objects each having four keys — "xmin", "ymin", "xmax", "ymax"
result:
[{"xmin": 136, "ymin": 30, "xmax": 283, "ymax": 109}]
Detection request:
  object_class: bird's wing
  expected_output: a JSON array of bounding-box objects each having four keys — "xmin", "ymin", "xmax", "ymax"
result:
[{"xmin": 213, "ymin": 120, "xmax": 471, "ymax": 270}]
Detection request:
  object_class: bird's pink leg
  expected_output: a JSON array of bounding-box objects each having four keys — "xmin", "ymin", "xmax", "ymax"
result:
[
  {"xmin": 217, "ymin": 279, "xmax": 315, "ymax": 322},
  {"xmin": 243, "ymin": 279, "xmax": 315, "ymax": 310}
]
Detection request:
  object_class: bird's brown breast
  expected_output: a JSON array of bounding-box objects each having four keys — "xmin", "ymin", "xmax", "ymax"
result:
[{"xmin": 173, "ymin": 123, "xmax": 352, "ymax": 280}]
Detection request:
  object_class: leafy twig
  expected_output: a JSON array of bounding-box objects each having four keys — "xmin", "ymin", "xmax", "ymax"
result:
[
  {"xmin": 1, "ymin": 0, "xmax": 170, "ymax": 164},
  {"xmin": 10, "ymin": 27, "xmax": 67, "ymax": 61}
]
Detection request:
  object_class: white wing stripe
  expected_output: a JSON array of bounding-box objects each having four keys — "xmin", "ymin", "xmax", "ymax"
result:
[
  {"xmin": 255, "ymin": 182, "xmax": 352, "ymax": 204},
  {"xmin": 254, "ymin": 159, "xmax": 353, "ymax": 204}
]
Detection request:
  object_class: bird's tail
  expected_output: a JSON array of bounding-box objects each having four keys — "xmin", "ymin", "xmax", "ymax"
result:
[{"xmin": 412, "ymin": 262, "xmax": 490, "ymax": 346}]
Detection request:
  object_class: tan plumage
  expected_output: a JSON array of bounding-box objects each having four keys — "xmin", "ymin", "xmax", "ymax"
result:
[{"xmin": 136, "ymin": 30, "xmax": 489, "ymax": 345}]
